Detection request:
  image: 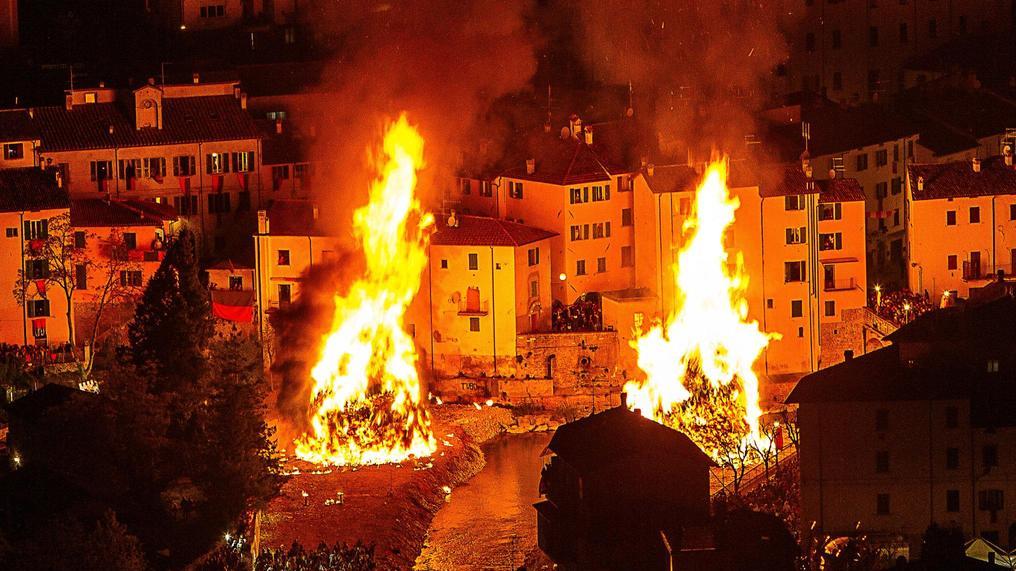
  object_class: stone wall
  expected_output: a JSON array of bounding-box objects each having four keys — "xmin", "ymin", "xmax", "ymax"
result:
[
  {"xmin": 515, "ymin": 331, "xmax": 622, "ymax": 394},
  {"xmin": 819, "ymin": 307, "xmax": 898, "ymax": 369}
]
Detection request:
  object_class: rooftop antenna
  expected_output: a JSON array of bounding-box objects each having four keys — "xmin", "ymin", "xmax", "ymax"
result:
[
  {"xmin": 69, "ymin": 65, "xmax": 74, "ymax": 92},
  {"xmin": 801, "ymin": 121, "xmax": 811, "ymax": 154},
  {"xmin": 627, "ymin": 81, "xmax": 634, "ymax": 117}
]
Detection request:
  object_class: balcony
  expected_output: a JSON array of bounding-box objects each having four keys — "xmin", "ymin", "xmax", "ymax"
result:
[
  {"xmin": 962, "ymin": 261, "xmax": 985, "ymax": 282},
  {"xmin": 823, "ymin": 278, "xmax": 856, "ymax": 292},
  {"xmin": 458, "ymin": 299, "xmax": 489, "ymax": 316}
]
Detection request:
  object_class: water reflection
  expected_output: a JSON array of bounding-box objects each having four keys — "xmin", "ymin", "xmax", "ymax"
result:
[{"xmin": 415, "ymin": 431, "xmax": 552, "ymax": 570}]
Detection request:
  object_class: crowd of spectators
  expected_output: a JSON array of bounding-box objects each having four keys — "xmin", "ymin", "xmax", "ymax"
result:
[
  {"xmin": 551, "ymin": 294, "xmax": 603, "ymax": 332},
  {"xmin": 0, "ymin": 342, "xmax": 76, "ymax": 369}
]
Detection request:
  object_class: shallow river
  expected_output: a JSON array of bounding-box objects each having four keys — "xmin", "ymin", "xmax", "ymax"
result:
[{"xmin": 414, "ymin": 431, "xmax": 553, "ymax": 570}]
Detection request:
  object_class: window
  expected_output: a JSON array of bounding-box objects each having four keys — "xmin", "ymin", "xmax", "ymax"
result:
[
  {"xmin": 592, "ymin": 185, "xmax": 610, "ymax": 201},
  {"xmin": 946, "ymin": 490, "xmax": 960, "ymax": 512},
  {"xmin": 479, "ymin": 181, "xmax": 493, "ymax": 197},
  {"xmin": 75, "ymin": 264, "xmax": 87, "ymax": 290},
  {"xmin": 877, "ymin": 493, "xmax": 890, "ymax": 515},
  {"xmin": 174, "ymin": 195, "xmax": 198, "ymax": 216},
  {"xmin": 508, "ymin": 181, "xmax": 524, "ymax": 199},
  {"xmin": 766, "ymin": 299, "xmax": 774, "ymax": 309},
  {"xmin": 786, "ymin": 227, "xmax": 807, "ymax": 245},
  {"xmin": 819, "ymin": 203, "xmax": 842, "ymax": 221},
  {"xmin": 569, "ymin": 187, "xmax": 586, "ymax": 204},
  {"xmin": 805, "ymin": 32, "xmax": 815, "ymax": 52},
  {"xmin": 875, "ymin": 182, "xmax": 888, "ymax": 198},
  {"xmin": 468, "ymin": 253, "xmax": 479, "ymax": 270},
  {"xmin": 208, "ymin": 193, "xmax": 231, "ymax": 214},
  {"xmin": 469, "ymin": 317, "xmax": 481, "ymax": 332},
  {"xmin": 899, "ymin": 22, "xmax": 909, "ymax": 43},
  {"xmin": 294, "ymin": 163, "xmax": 311, "ymax": 180},
  {"xmin": 947, "ymin": 255, "xmax": 958, "ymax": 270},
  {"xmin": 798, "ymin": 327, "xmax": 804, "ymax": 338},
  {"xmin": 206, "ymin": 153, "xmax": 229, "ymax": 174},
  {"xmin": 597, "ymin": 257, "xmax": 607, "ymax": 273},
  {"xmin": 27, "ymin": 299, "xmax": 50, "ymax": 318},
  {"xmin": 869, "ymin": 26, "xmax": 879, "ymax": 47},
  {"xmin": 832, "ymin": 72, "xmax": 842, "ymax": 91},
  {"xmin": 891, "ymin": 178, "xmax": 902, "ymax": 195},
  {"xmin": 856, "ymin": 153, "xmax": 869, "ymax": 171},
  {"xmin": 27, "ymin": 259, "xmax": 48, "ymax": 279},
  {"xmin": 946, "ymin": 447, "xmax": 960, "ymax": 469},
  {"xmin": 278, "ymin": 284, "xmax": 291, "ymax": 305},
  {"xmin": 530, "ymin": 279, "xmax": 538, "ymax": 298},
  {"xmin": 785, "ymin": 195, "xmax": 805, "ymax": 211},
  {"xmin": 5, "ymin": 227, "xmax": 16, "ymax": 238},
  {"xmin": 576, "ymin": 260, "xmax": 587, "ymax": 276},
  {"xmin": 987, "ymin": 359, "xmax": 1000, "ymax": 373},
  {"xmin": 983, "ymin": 444, "xmax": 998, "ymax": 469},
  {"xmin": 200, "ymin": 4, "xmax": 225, "ymax": 18},
  {"xmin": 592, "ymin": 222, "xmax": 611, "ymax": 239},
  {"xmin": 74, "ymin": 231, "xmax": 86, "ymax": 248},
  {"xmin": 440, "ymin": 259, "xmax": 448, "ymax": 269},
  {"xmin": 621, "ymin": 246, "xmax": 634, "ymax": 268},
  {"xmin": 824, "ymin": 300, "xmax": 836, "ymax": 317},
  {"xmin": 970, "ymin": 207, "xmax": 981, "ymax": 223},
  {"xmin": 229, "ymin": 276, "xmax": 243, "ymax": 291},
  {"xmin": 277, "ymin": 250, "xmax": 290, "ymax": 266},
  {"xmin": 946, "ymin": 211, "xmax": 956, "ymax": 225},
  {"xmin": 119, "ymin": 270, "xmax": 143, "ymax": 287},
  {"xmin": 231, "ymin": 151, "xmax": 256, "ymax": 173},
  {"xmin": 460, "ymin": 178, "xmax": 470, "ymax": 195},
  {"xmin": 928, "ymin": 18, "xmax": 937, "ymax": 39},
  {"xmin": 622, "ymin": 208, "xmax": 633, "ymax": 226},
  {"xmin": 3, "ymin": 143, "xmax": 24, "ymax": 160},
  {"xmin": 831, "ymin": 29, "xmax": 841, "ymax": 49},
  {"xmin": 784, "ymin": 261, "xmax": 806, "ymax": 282},
  {"xmin": 876, "ymin": 451, "xmax": 890, "ymax": 473},
  {"xmin": 893, "ymin": 210, "xmax": 900, "ymax": 227},
  {"xmin": 791, "ymin": 300, "xmax": 803, "ymax": 318},
  {"xmin": 238, "ymin": 191, "xmax": 251, "ymax": 212},
  {"xmin": 24, "ymin": 219, "xmax": 47, "ymax": 240},
  {"xmin": 617, "ymin": 176, "xmax": 632, "ymax": 192},
  {"xmin": 819, "ymin": 232, "xmax": 842, "ymax": 251},
  {"xmin": 876, "ymin": 409, "xmax": 889, "ymax": 431},
  {"xmin": 89, "ymin": 160, "xmax": 112, "ymax": 181},
  {"xmin": 1010, "ymin": 204, "xmax": 1016, "ymax": 221},
  {"xmin": 527, "ymin": 247, "xmax": 540, "ymax": 266},
  {"xmin": 978, "ymin": 490, "xmax": 1004, "ymax": 512},
  {"xmin": 945, "ymin": 406, "xmax": 959, "ymax": 429},
  {"xmin": 122, "ymin": 232, "xmax": 136, "ymax": 250},
  {"xmin": 876, "ymin": 149, "xmax": 888, "ymax": 166}
]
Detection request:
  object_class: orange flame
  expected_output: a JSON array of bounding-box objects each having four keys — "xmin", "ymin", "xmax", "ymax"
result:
[
  {"xmin": 295, "ymin": 114, "xmax": 436, "ymax": 466},
  {"xmin": 624, "ymin": 160, "xmax": 775, "ymax": 458}
]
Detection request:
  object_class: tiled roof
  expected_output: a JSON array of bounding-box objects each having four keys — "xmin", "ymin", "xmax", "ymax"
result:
[
  {"xmin": 641, "ymin": 161, "xmax": 770, "ymax": 194},
  {"xmin": 547, "ymin": 406, "xmax": 715, "ymax": 473},
  {"xmin": 764, "ymin": 101, "xmax": 918, "ymax": 161},
  {"xmin": 0, "ymin": 168, "xmax": 69, "ymax": 212},
  {"xmin": 761, "ymin": 165, "xmax": 865, "ymax": 203},
  {"xmin": 502, "ymin": 130, "xmax": 630, "ymax": 186},
  {"xmin": 30, "ymin": 95, "xmax": 260, "ymax": 152},
  {"xmin": 71, "ymin": 198, "xmax": 177, "ymax": 227},
  {"xmin": 900, "ymin": 82, "xmax": 1016, "ymax": 141},
  {"xmin": 266, "ymin": 199, "xmax": 323, "ymax": 236},
  {"xmin": 908, "ymin": 156, "xmax": 1016, "ymax": 200},
  {"xmin": 0, "ymin": 109, "xmax": 40, "ymax": 142},
  {"xmin": 430, "ymin": 215, "xmax": 556, "ymax": 247}
]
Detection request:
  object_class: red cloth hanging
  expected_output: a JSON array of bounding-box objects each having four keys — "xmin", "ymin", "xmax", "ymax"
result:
[
  {"xmin": 31, "ymin": 318, "xmax": 46, "ymax": 338},
  {"xmin": 33, "ymin": 279, "xmax": 46, "ymax": 297},
  {"xmin": 211, "ymin": 175, "xmax": 224, "ymax": 193},
  {"xmin": 235, "ymin": 172, "xmax": 249, "ymax": 191},
  {"xmin": 28, "ymin": 239, "xmax": 44, "ymax": 252},
  {"xmin": 211, "ymin": 290, "xmax": 255, "ymax": 323},
  {"xmin": 775, "ymin": 426, "xmax": 784, "ymax": 450},
  {"xmin": 179, "ymin": 176, "xmax": 191, "ymax": 195}
]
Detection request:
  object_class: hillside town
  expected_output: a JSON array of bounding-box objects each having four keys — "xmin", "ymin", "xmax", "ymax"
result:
[{"xmin": 0, "ymin": 1, "xmax": 1013, "ymax": 570}]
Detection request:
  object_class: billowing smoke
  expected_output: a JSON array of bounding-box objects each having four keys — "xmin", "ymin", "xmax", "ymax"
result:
[
  {"xmin": 567, "ymin": 1, "xmax": 791, "ymax": 159},
  {"xmin": 298, "ymin": 0, "xmax": 539, "ymax": 234}
]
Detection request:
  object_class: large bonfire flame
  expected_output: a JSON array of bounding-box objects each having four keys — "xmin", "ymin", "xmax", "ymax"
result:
[
  {"xmin": 295, "ymin": 114, "xmax": 437, "ymax": 466},
  {"xmin": 624, "ymin": 160, "xmax": 775, "ymax": 459}
]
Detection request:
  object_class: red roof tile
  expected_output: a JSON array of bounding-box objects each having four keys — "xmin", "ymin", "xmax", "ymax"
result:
[
  {"xmin": 502, "ymin": 131, "xmax": 629, "ymax": 186},
  {"xmin": 430, "ymin": 215, "xmax": 556, "ymax": 247},
  {"xmin": 71, "ymin": 198, "xmax": 178, "ymax": 227},
  {"xmin": 761, "ymin": 165, "xmax": 865, "ymax": 203},
  {"xmin": 909, "ymin": 156, "xmax": 1016, "ymax": 200},
  {"xmin": 32, "ymin": 95, "xmax": 260, "ymax": 152}
]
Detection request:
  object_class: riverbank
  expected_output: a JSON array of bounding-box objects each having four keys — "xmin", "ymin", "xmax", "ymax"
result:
[{"xmin": 259, "ymin": 404, "xmax": 538, "ymax": 569}]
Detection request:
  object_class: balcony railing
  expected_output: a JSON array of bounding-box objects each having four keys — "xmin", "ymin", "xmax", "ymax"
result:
[
  {"xmin": 823, "ymin": 278, "xmax": 856, "ymax": 292},
  {"xmin": 457, "ymin": 300, "xmax": 489, "ymax": 316},
  {"xmin": 962, "ymin": 261, "xmax": 985, "ymax": 282}
]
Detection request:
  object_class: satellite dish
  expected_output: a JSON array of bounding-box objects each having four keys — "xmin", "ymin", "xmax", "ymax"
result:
[
  {"xmin": 447, "ymin": 209, "xmax": 458, "ymax": 228},
  {"xmin": 560, "ymin": 127, "xmax": 571, "ymax": 139}
]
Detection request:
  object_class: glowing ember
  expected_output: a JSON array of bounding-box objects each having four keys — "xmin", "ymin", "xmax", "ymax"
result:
[
  {"xmin": 294, "ymin": 114, "xmax": 437, "ymax": 466},
  {"xmin": 624, "ymin": 160, "xmax": 775, "ymax": 459}
]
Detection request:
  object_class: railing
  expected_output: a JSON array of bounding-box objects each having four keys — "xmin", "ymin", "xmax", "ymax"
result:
[
  {"xmin": 823, "ymin": 277, "xmax": 856, "ymax": 292},
  {"xmin": 962, "ymin": 261, "xmax": 985, "ymax": 281},
  {"xmin": 457, "ymin": 300, "xmax": 489, "ymax": 316}
]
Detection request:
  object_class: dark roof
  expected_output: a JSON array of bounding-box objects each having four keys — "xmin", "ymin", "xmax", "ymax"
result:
[
  {"xmin": 70, "ymin": 198, "xmax": 178, "ymax": 227},
  {"xmin": 905, "ymin": 112, "xmax": 980, "ymax": 157},
  {"xmin": 788, "ymin": 296, "xmax": 1016, "ymax": 422},
  {"xmin": 765, "ymin": 101, "xmax": 918, "ymax": 160},
  {"xmin": 430, "ymin": 215, "xmax": 556, "ymax": 247},
  {"xmin": 762, "ymin": 166, "xmax": 865, "ymax": 203},
  {"xmin": 5, "ymin": 383, "xmax": 86, "ymax": 417},
  {"xmin": 502, "ymin": 129, "xmax": 630, "ymax": 185},
  {"xmin": 899, "ymin": 82, "xmax": 1016, "ymax": 141},
  {"xmin": 908, "ymin": 156, "xmax": 1016, "ymax": 200},
  {"xmin": 266, "ymin": 199, "xmax": 323, "ymax": 236},
  {"xmin": 641, "ymin": 165, "xmax": 699, "ymax": 194},
  {"xmin": 32, "ymin": 95, "xmax": 260, "ymax": 152},
  {"xmin": 207, "ymin": 257, "xmax": 254, "ymax": 271},
  {"xmin": 0, "ymin": 109, "xmax": 40, "ymax": 142},
  {"xmin": 547, "ymin": 406, "xmax": 715, "ymax": 473},
  {"xmin": 261, "ymin": 130, "xmax": 309, "ymax": 165},
  {"xmin": 0, "ymin": 168, "xmax": 69, "ymax": 212}
]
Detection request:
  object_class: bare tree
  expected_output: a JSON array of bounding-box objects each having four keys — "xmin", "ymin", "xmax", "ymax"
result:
[
  {"xmin": 752, "ymin": 420, "xmax": 779, "ymax": 477},
  {"xmin": 79, "ymin": 228, "xmax": 143, "ymax": 372}
]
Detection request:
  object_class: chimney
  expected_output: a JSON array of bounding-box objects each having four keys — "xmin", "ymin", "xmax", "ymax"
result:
[
  {"xmin": 543, "ymin": 121, "xmax": 552, "ymax": 134},
  {"xmin": 193, "ymin": 73, "xmax": 200, "ymax": 84},
  {"xmin": 1004, "ymin": 145, "xmax": 1013, "ymax": 167},
  {"xmin": 257, "ymin": 210, "xmax": 269, "ymax": 234},
  {"xmin": 620, "ymin": 391, "xmax": 627, "ymax": 409},
  {"xmin": 917, "ymin": 176, "xmax": 924, "ymax": 192},
  {"xmin": 844, "ymin": 350, "xmax": 854, "ymax": 361},
  {"xmin": 972, "ymin": 157, "xmax": 981, "ymax": 173},
  {"xmin": 64, "ymin": 93, "xmax": 73, "ymax": 111},
  {"xmin": 584, "ymin": 125, "xmax": 593, "ymax": 145},
  {"xmin": 240, "ymin": 92, "xmax": 248, "ymax": 110},
  {"xmin": 275, "ymin": 119, "xmax": 283, "ymax": 134},
  {"xmin": 312, "ymin": 205, "xmax": 319, "ymax": 220},
  {"xmin": 998, "ymin": 269, "xmax": 1006, "ymax": 283},
  {"xmin": 568, "ymin": 114, "xmax": 582, "ymax": 139},
  {"xmin": 647, "ymin": 164, "xmax": 655, "ymax": 177},
  {"xmin": 98, "ymin": 81, "xmax": 105, "ymax": 88},
  {"xmin": 526, "ymin": 158, "xmax": 536, "ymax": 175},
  {"xmin": 147, "ymin": 77, "xmax": 156, "ymax": 86},
  {"xmin": 108, "ymin": 124, "xmax": 115, "ymax": 135}
]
